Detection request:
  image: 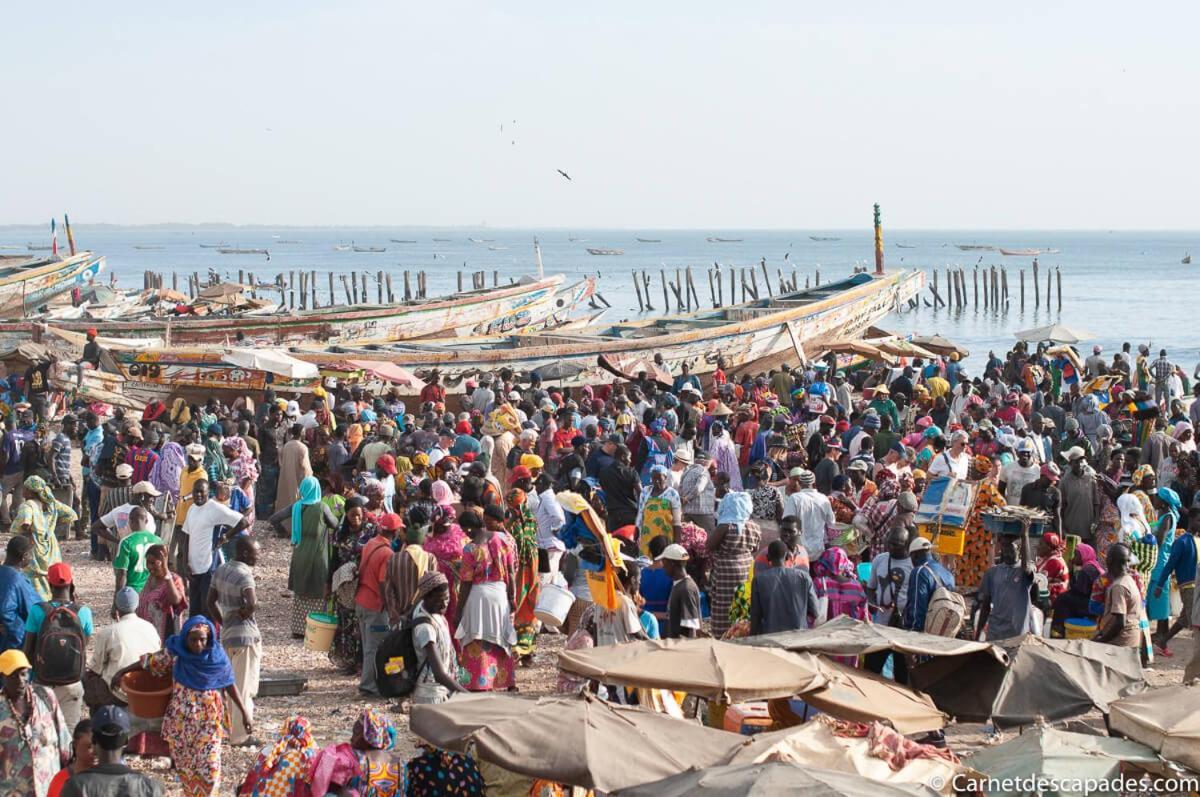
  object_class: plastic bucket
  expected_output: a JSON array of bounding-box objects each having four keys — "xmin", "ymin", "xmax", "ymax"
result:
[
  {"xmin": 304, "ymin": 612, "xmax": 338, "ymax": 652},
  {"xmin": 122, "ymin": 671, "xmax": 173, "ymax": 719},
  {"xmin": 534, "ymin": 582, "xmax": 575, "ymax": 629},
  {"xmin": 1064, "ymin": 618, "xmax": 1097, "ymax": 640}
]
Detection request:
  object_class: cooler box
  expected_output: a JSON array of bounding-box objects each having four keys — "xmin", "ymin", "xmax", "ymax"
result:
[
  {"xmin": 723, "ymin": 702, "xmax": 773, "ymax": 735},
  {"xmin": 917, "ymin": 522, "xmax": 966, "ymax": 556}
]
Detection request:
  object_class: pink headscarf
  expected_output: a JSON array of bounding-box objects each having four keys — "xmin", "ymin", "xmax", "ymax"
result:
[{"xmin": 430, "ymin": 479, "xmax": 455, "ymax": 508}]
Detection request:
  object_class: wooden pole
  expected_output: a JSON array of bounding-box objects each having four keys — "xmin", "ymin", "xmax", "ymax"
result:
[
  {"xmin": 351, "ymin": 273, "xmax": 358, "ymax": 304},
  {"xmin": 385, "ymin": 273, "xmax": 394, "ymax": 303},
  {"xmin": 341, "ymin": 275, "xmax": 352, "ymax": 305},
  {"xmin": 973, "ymin": 266, "xmax": 979, "ymax": 308},
  {"xmin": 707, "ymin": 268, "xmax": 716, "ymax": 307},
  {"xmin": 457, "ymin": 271, "xmax": 463, "ymax": 292},
  {"xmin": 1046, "ymin": 263, "xmax": 1052, "ymax": 309},
  {"xmin": 749, "ymin": 268, "xmax": 759, "ymax": 301},
  {"xmin": 1033, "ymin": 259, "xmax": 1040, "ymax": 308},
  {"xmin": 660, "ymin": 270, "xmax": 670, "ymax": 315},
  {"xmin": 716, "ymin": 268, "xmax": 723, "ymax": 307},
  {"xmin": 729, "ymin": 267, "xmax": 736, "ymax": 305},
  {"xmin": 873, "ymin": 202, "xmax": 884, "ymax": 275},
  {"xmin": 248, "ymin": 273, "xmax": 256, "ymax": 300},
  {"xmin": 761, "ymin": 259, "xmax": 773, "ymax": 297},
  {"xmin": 815, "ymin": 268, "xmax": 820, "ymax": 286},
  {"xmin": 643, "ymin": 272, "xmax": 654, "ymax": 311},
  {"xmin": 328, "ymin": 272, "xmax": 334, "ymax": 305},
  {"xmin": 299, "ymin": 271, "xmax": 307, "ymax": 310},
  {"xmin": 933, "ymin": 270, "xmax": 939, "ymax": 309},
  {"xmin": 361, "ymin": 273, "xmax": 368, "ymax": 304},
  {"xmin": 686, "ymin": 266, "xmax": 699, "ymax": 309},
  {"xmin": 1056, "ymin": 267, "xmax": 1062, "ymax": 311},
  {"xmin": 1001, "ymin": 267, "xmax": 1009, "ymax": 307},
  {"xmin": 1020, "ymin": 269, "xmax": 1025, "ymax": 311},
  {"xmin": 633, "ymin": 271, "xmax": 645, "ymax": 311}
]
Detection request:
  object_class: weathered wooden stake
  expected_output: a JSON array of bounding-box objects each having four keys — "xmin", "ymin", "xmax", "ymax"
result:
[
  {"xmin": 815, "ymin": 269, "xmax": 821, "ymax": 286},
  {"xmin": 933, "ymin": 270, "xmax": 940, "ymax": 309},
  {"xmin": 1001, "ymin": 267, "xmax": 1009, "ymax": 307},
  {"xmin": 707, "ymin": 268, "xmax": 716, "ymax": 307},
  {"xmin": 633, "ymin": 271, "xmax": 645, "ymax": 311},
  {"xmin": 351, "ymin": 273, "xmax": 358, "ymax": 304},
  {"xmin": 457, "ymin": 271, "xmax": 463, "ymax": 292},
  {"xmin": 1056, "ymin": 268, "xmax": 1062, "ymax": 311},
  {"xmin": 1046, "ymin": 264, "xmax": 1052, "ymax": 309},
  {"xmin": 385, "ymin": 273, "xmax": 394, "ymax": 303},
  {"xmin": 761, "ymin": 259, "xmax": 773, "ymax": 297},
  {"xmin": 660, "ymin": 270, "xmax": 670, "ymax": 314},
  {"xmin": 1020, "ymin": 269, "xmax": 1025, "ymax": 310},
  {"xmin": 749, "ymin": 268, "xmax": 759, "ymax": 301},
  {"xmin": 328, "ymin": 273, "xmax": 335, "ymax": 305},
  {"xmin": 341, "ymin": 275, "xmax": 352, "ymax": 304},
  {"xmin": 1033, "ymin": 259, "xmax": 1040, "ymax": 307},
  {"xmin": 973, "ymin": 267, "xmax": 979, "ymax": 308}
]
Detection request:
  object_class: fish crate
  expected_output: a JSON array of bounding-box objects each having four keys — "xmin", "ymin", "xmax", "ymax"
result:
[
  {"xmin": 980, "ymin": 513, "xmax": 1047, "ymax": 538},
  {"xmin": 916, "ymin": 522, "xmax": 966, "ymax": 556}
]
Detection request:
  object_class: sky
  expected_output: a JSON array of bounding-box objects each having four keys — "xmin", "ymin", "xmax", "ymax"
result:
[{"xmin": 4, "ymin": 2, "xmax": 1197, "ymax": 229}]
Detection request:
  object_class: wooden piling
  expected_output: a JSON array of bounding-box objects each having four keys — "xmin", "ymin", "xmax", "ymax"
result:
[
  {"xmin": 328, "ymin": 273, "xmax": 335, "ymax": 305},
  {"xmin": 1020, "ymin": 269, "xmax": 1025, "ymax": 310},
  {"xmin": 299, "ymin": 271, "xmax": 307, "ymax": 310},
  {"xmin": 351, "ymin": 273, "xmax": 358, "ymax": 304},
  {"xmin": 385, "ymin": 273, "xmax": 394, "ymax": 303},
  {"xmin": 249, "ymin": 273, "xmax": 257, "ymax": 300},
  {"xmin": 933, "ymin": 270, "xmax": 939, "ymax": 308},
  {"xmin": 707, "ymin": 268, "xmax": 716, "ymax": 307},
  {"xmin": 457, "ymin": 271, "xmax": 463, "ymax": 292},
  {"xmin": 660, "ymin": 270, "xmax": 670, "ymax": 314},
  {"xmin": 973, "ymin": 267, "xmax": 979, "ymax": 308},
  {"xmin": 749, "ymin": 268, "xmax": 759, "ymax": 301},
  {"xmin": 1046, "ymin": 264, "xmax": 1052, "ymax": 309},
  {"xmin": 730, "ymin": 268, "xmax": 736, "ymax": 305},
  {"xmin": 341, "ymin": 275, "xmax": 352, "ymax": 305},
  {"xmin": 761, "ymin": 259, "xmax": 772, "ymax": 297},
  {"xmin": 1001, "ymin": 267, "xmax": 1009, "ymax": 307},
  {"xmin": 643, "ymin": 272, "xmax": 654, "ymax": 311},
  {"xmin": 1056, "ymin": 268, "xmax": 1062, "ymax": 311},
  {"xmin": 1033, "ymin": 259, "xmax": 1040, "ymax": 308},
  {"xmin": 815, "ymin": 269, "xmax": 820, "ymax": 287},
  {"xmin": 633, "ymin": 271, "xmax": 645, "ymax": 311},
  {"xmin": 716, "ymin": 268, "xmax": 723, "ymax": 308}
]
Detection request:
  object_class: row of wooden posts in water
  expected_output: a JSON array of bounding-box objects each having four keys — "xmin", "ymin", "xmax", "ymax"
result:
[
  {"xmin": 911, "ymin": 259, "xmax": 1063, "ymax": 313},
  {"xmin": 630, "ymin": 259, "xmax": 823, "ymax": 313}
]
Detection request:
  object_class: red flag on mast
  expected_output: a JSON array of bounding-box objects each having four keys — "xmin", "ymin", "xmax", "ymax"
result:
[{"xmin": 50, "ymin": 219, "xmax": 57, "ymax": 256}]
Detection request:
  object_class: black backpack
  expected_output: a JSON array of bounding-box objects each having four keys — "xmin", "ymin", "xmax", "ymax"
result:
[
  {"xmin": 375, "ymin": 614, "xmax": 432, "ymax": 698},
  {"xmin": 34, "ymin": 602, "xmax": 85, "ymax": 686}
]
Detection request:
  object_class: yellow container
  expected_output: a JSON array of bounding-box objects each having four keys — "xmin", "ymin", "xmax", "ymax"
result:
[
  {"xmin": 304, "ymin": 612, "xmax": 338, "ymax": 652},
  {"xmin": 917, "ymin": 522, "xmax": 966, "ymax": 556},
  {"xmin": 1064, "ymin": 618, "xmax": 1097, "ymax": 640}
]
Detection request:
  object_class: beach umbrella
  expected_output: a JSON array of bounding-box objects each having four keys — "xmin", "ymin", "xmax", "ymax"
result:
[
  {"xmin": 820, "ymin": 340, "xmax": 894, "ymax": 362},
  {"xmin": 347, "ymin": 359, "xmax": 426, "ymax": 390},
  {"xmin": 1014, "ymin": 323, "xmax": 1094, "ymax": 344},
  {"xmin": 223, "ymin": 348, "xmax": 320, "ymax": 380},
  {"xmin": 531, "ymin": 359, "xmax": 589, "ymax": 381},
  {"xmin": 1108, "ymin": 683, "xmax": 1200, "ymax": 772},
  {"xmin": 909, "ymin": 634, "xmax": 1144, "ymax": 728},
  {"xmin": 908, "ymin": 334, "xmax": 969, "ymax": 358},
  {"xmin": 617, "ymin": 762, "xmax": 940, "ymax": 797},
  {"xmin": 871, "ymin": 338, "xmax": 938, "ymax": 359},
  {"xmin": 409, "ymin": 692, "xmax": 739, "ymax": 793},
  {"xmin": 967, "ymin": 726, "xmax": 1161, "ymax": 797}
]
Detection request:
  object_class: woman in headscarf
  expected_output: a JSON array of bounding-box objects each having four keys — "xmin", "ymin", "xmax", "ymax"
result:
[
  {"xmin": 1173, "ymin": 421, "xmax": 1197, "ymax": 454},
  {"xmin": 138, "ymin": 544, "xmax": 188, "ymax": 642},
  {"xmin": 455, "ymin": 507, "xmax": 518, "ymax": 691},
  {"xmin": 405, "ymin": 747, "xmax": 485, "ymax": 797},
  {"xmin": 410, "ymin": 571, "xmax": 469, "ymax": 705},
  {"xmin": 423, "ymin": 505, "xmax": 468, "ymax": 635},
  {"xmin": 169, "ymin": 398, "xmax": 192, "ymax": 427},
  {"xmin": 150, "ymin": 439, "xmax": 187, "ymax": 501},
  {"xmin": 810, "ymin": 546, "xmax": 868, "ymax": 663},
  {"xmin": 505, "ymin": 488, "xmax": 540, "ymax": 664},
  {"xmin": 328, "ymin": 496, "xmax": 376, "ymax": 674},
  {"xmin": 707, "ymin": 421, "xmax": 743, "ymax": 491},
  {"xmin": 1148, "ymin": 486, "xmax": 1181, "ymax": 651},
  {"xmin": 237, "ymin": 716, "xmax": 317, "ymax": 797},
  {"xmin": 12, "ymin": 475, "xmax": 77, "ymax": 598},
  {"xmin": 1094, "ymin": 450, "xmax": 1127, "ymax": 559},
  {"xmin": 855, "ymin": 470, "xmax": 901, "ymax": 558},
  {"xmin": 1035, "ymin": 532, "xmax": 1069, "ymax": 603},
  {"xmin": 222, "ymin": 435, "xmax": 259, "ymax": 526},
  {"xmin": 635, "ymin": 465, "xmax": 682, "ymax": 559},
  {"xmin": 1050, "ymin": 542, "xmax": 1105, "ymax": 636},
  {"xmin": 112, "ymin": 616, "xmax": 249, "ymax": 797},
  {"xmin": 202, "ymin": 430, "xmax": 231, "ymax": 487},
  {"xmin": 270, "ymin": 475, "xmax": 337, "ymax": 637},
  {"xmin": 706, "ymin": 490, "xmax": 761, "ymax": 638},
  {"xmin": 958, "ymin": 455, "xmax": 1006, "ymax": 592},
  {"xmin": 828, "ymin": 475, "xmax": 859, "ymax": 525}
]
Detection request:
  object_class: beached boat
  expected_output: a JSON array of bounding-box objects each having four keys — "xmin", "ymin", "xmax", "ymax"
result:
[
  {"xmin": 352, "ymin": 246, "xmax": 386, "ymax": 253},
  {"xmin": 12, "ymin": 275, "xmax": 590, "ymax": 348},
  {"xmin": 293, "ymin": 269, "xmax": 923, "ymax": 393},
  {"xmin": 586, "ymin": 248, "xmax": 624, "ymax": 256},
  {"xmin": 706, "ymin": 237, "xmax": 743, "ymax": 243},
  {"xmin": 955, "ymin": 244, "xmax": 995, "ymax": 251},
  {"xmin": 636, "ymin": 238, "xmax": 662, "ymax": 243},
  {"xmin": 0, "ymin": 252, "xmax": 106, "ymax": 316},
  {"xmin": 217, "ymin": 248, "xmax": 269, "ymax": 255},
  {"xmin": 809, "ymin": 236, "xmax": 841, "ymax": 242}
]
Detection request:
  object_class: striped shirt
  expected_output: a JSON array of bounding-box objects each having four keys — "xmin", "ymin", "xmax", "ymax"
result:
[
  {"xmin": 1152, "ymin": 356, "xmax": 1173, "ymax": 383},
  {"xmin": 210, "ymin": 560, "xmax": 259, "ymax": 647},
  {"xmin": 49, "ymin": 433, "xmax": 72, "ymax": 485}
]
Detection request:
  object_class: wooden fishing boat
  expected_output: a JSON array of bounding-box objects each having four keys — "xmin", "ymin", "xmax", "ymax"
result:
[
  {"xmin": 955, "ymin": 244, "xmax": 995, "ymax": 251},
  {"xmin": 390, "ymin": 239, "xmax": 418, "ymax": 244},
  {"xmin": 218, "ymin": 247, "xmax": 268, "ymax": 255},
  {"xmin": 895, "ymin": 243, "xmax": 917, "ymax": 249},
  {"xmin": 586, "ymin": 248, "xmax": 624, "ymax": 256},
  {"xmin": 27, "ymin": 245, "xmax": 54, "ymax": 252},
  {"xmin": 352, "ymin": 246, "xmax": 386, "ymax": 253},
  {"xmin": 999, "ymin": 247, "xmax": 1044, "ymax": 256},
  {"xmin": 809, "ymin": 236, "xmax": 841, "ymax": 242},
  {"xmin": 11, "ymin": 275, "xmax": 591, "ymax": 348},
  {"xmin": 198, "ymin": 243, "xmax": 227, "ymax": 248},
  {"xmin": 132, "ymin": 245, "xmax": 165, "ymax": 250},
  {"xmin": 706, "ymin": 237, "xmax": 743, "ymax": 243},
  {"xmin": 1183, "ymin": 254, "xmax": 1192, "ymax": 265},
  {"xmin": 0, "ymin": 252, "xmax": 105, "ymax": 316},
  {"xmin": 289, "ymin": 269, "xmax": 924, "ymax": 393},
  {"xmin": 636, "ymin": 238, "xmax": 662, "ymax": 243}
]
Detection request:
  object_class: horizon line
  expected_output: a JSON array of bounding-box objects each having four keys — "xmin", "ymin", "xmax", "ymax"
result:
[{"xmin": 2, "ymin": 222, "xmax": 1199, "ymax": 233}]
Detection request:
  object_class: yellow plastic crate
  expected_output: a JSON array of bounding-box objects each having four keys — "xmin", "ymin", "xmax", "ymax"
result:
[{"xmin": 917, "ymin": 522, "xmax": 966, "ymax": 556}]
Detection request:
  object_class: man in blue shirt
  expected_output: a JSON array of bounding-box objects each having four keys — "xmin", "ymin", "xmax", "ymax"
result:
[
  {"xmin": 1153, "ymin": 505, "xmax": 1200, "ymax": 655},
  {"xmin": 904, "ymin": 537, "xmax": 955, "ymax": 632},
  {"xmin": 24, "ymin": 561, "xmax": 93, "ymax": 729},
  {"xmin": 0, "ymin": 536, "xmax": 39, "ymax": 652}
]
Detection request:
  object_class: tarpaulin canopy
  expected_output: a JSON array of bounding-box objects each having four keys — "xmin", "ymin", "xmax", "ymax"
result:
[
  {"xmin": 909, "ymin": 634, "xmax": 1145, "ymax": 728},
  {"xmin": 967, "ymin": 726, "xmax": 1161, "ymax": 797},
  {"xmin": 820, "ymin": 340, "xmax": 895, "ymax": 363},
  {"xmin": 908, "ymin": 334, "xmax": 969, "ymax": 358},
  {"xmin": 870, "ymin": 338, "xmax": 938, "ymax": 359},
  {"xmin": 346, "ymin": 359, "xmax": 427, "ymax": 389},
  {"xmin": 617, "ymin": 762, "xmax": 940, "ymax": 797},
  {"xmin": 1109, "ymin": 683, "xmax": 1200, "ymax": 772},
  {"xmin": 721, "ymin": 717, "xmax": 968, "ymax": 796},
  {"xmin": 557, "ymin": 638, "xmax": 945, "ymax": 733},
  {"xmin": 409, "ymin": 692, "xmax": 739, "ymax": 793},
  {"xmin": 1015, "ymin": 324, "xmax": 1094, "ymax": 344},
  {"xmin": 738, "ymin": 615, "xmax": 1007, "ymax": 665},
  {"xmin": 223, "ymin": 348, "xmax": 320, "ymax": 380}
]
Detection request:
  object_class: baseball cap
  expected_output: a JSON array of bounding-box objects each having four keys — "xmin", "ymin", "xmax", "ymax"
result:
[
  {"xmin": 1066, "ymin": 446, "xmax": 1087, "ymax": 462},
  {"xmin": 376, "ymin": 454, "xmax": 397, "ymax": 475},
  {"xmin": 1041, "ymin": 463, "xmax": 1061, "ymax": 482},
  {"xmin": 846, "ymin": 459, "xmax": 869, "ymax": 472},
  {"xmin": 379, "ymin": 513, "xmax": 404, "ymax": 532},
  {"xmin": 186, "ymin": 443, "xmax": 206, "ymax": 458},
  {"xmin": 114, "ymin": 586, "xmax": 139, "ymax": 614},
  {"xmin": 909, "ymin": 537, "xmax": 932, "ymax": 554},
  {"xmin": 47, "ymin": 562, "xmax": 73, "ymax": 587},
  {"xmin": 92, "ymin": 705, "xmax": 131, "ymax": 735},
  {"xmin": 115, "ymin": 464, "xmax": 134, "ymax": 479},
  {"xmin": 655, "ymin": 543, "xmax": 690, "ymax": 562},
  {"xmin": 0, "ymin": 650, "xmax": 30, "ymax": 676},
  {"xmin": 509, "ymin": 465, "xmax": 533, "ymax": 482},
  {"xmin": 789, "ymin": 466, "xmax": 805, "ymax": 478},
  {"xmin": 132, "ymin": 481, "xmax": 162, "ymax": 497}
]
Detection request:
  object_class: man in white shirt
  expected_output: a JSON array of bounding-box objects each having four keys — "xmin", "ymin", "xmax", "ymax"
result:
[
  {"xmin": 91, "ymin": 481, "xmax": 161, "ymax": 546},
  {"xmin": 177, "ymin": 479, "xmax": 248, "ymax": 617},
  {"xmin": 1000, "ymin": 440, "xmax": 1041, "ymax": 504},
  {"xmin": 86, "ymin": 587, "xmax": 160, "ymax": 712},
  {"xmin": 927, "ymin": 430, "xmax": 970, "ymax": 480},
  {"xmin": 534, "ymin": 481, "xmax": 566, "ymax": 580},
  {"xmin": 781, "ymin": 469, "xmax": 835, "ymax": 559}
]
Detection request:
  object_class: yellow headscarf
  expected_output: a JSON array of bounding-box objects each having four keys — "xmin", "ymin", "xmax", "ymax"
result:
[{"xmin": 347, "ymin": 423, "xmax": 364, "ymax": 454}]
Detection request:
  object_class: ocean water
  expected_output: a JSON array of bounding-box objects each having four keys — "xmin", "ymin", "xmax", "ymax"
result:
[{"xmin": 2, "ymin": 226, "xmax": 1196, "ymax": 365}]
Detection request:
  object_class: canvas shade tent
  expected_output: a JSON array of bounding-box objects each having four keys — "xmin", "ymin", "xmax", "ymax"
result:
[
  {"xmin": 720, "ymin": 716, "xmax": 969, "ymax": 795},
  {"xmin": 909, "ymin": 634, "xmax": 1145, "ymax": 728},
  {"xmin": 820, "ymin": 339, "xmax": 895, "ymax": 363},
  {"xmin": 1108, "ymin": 683, "xmax": 1200, "ymax": 772},
  {"xmin": 966, "ymin": 726, "xmax": 1162, "ymax": 797},
  {"xmin": 1015, "ymin": 323, "xmax": 1094, "ymax": 344},
  {"xmin": 409, "ymin": 692, "xmax": 740, "ymax": 794},
  {"xmin": 870, "ymin": 338, "xmax": 938, "ymax": 359},
  {"xmin": 908, "ymin": 334, "xmax": 969, "ymax": 358},
  {"xmin": 346, "ymin": 359, "xmax": 427, "ymax": 390},
  {"xmin": 616, "ymin": 762, "xmax": 940, "ymax": 797},
  {"xmin": 222, "ymin": 348, "xmax": 320, "ymax": 380}
]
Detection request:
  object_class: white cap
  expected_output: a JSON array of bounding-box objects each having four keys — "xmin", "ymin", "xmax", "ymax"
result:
[
  {"xmin": 131, "ymin": 481, "xmax": 162, "ymax": 497},
  {"xmin": 186, "ymin": 443, "xmax": 206, "ymax": 458},
  {"xmin": 655, "ymin": 543, "xmax": 690, "ymax": 562},
  {"xmin": 909, "ymin": 537, "xmax": 933, "ymax": 554},
  {"xmin": 1065, "ymin": 446, "xmax": 1086, "ymax": 462},
  {"xmin": 115, "ymin": 464, "xmax": 134, "ymax": 479}
]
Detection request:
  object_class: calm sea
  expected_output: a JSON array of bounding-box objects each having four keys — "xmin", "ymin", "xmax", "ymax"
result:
[{"xmin": 1, "ymin": 226, "xmax": 1195, "ymax": 366}]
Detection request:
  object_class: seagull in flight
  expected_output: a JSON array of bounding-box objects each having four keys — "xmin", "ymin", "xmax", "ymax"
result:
[{"xmin": 556, "ymin": 169, "xmax": 571, "ymax": 181}]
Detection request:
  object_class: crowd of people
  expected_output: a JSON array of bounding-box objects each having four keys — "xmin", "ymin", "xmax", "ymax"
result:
[{"xmin": 0, "ymin": 338, "xmax": 1196, "ymax": 795}]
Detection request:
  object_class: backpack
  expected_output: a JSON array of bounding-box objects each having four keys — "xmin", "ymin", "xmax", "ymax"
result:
[
  {"xmin": 35, "ymin": 602, "xmax": 85, "ymax": 686},
  {"xmin": 375, "ymin": 613, "xmax": 433, "ymax": 698},
  {"xmin": 924, "ymin": 583, "xmax": 967, "ymax": 638}
]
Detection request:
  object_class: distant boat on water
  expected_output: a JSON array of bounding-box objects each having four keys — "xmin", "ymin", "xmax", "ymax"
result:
[
  {"xmin": 568, "ymin": 235, "xmax": 588, "ymax": 243},
  {"xmin": 809, "ymin": 235, "xmax": 841, "ymax": 242},
  {"xmin": 488, "ymin": 246, "xmax": 508, "ymax": 251},
  {"xmin": 198, "ymin": 243, "xmax": 227, "ymax": 248},
  {"xmin": 636, "ymin": 238, "xmax": 661, "ymax": 243},
  {"xmin": 276, "ymin": 239, "xmax": 301, "ymax": 244},
  {"xmin": 586, "ymin": 247, "xmax": 624, "ymax": 256},
  {"xmin": 333, "ymin": 244, "xmax": 351, "ymax": 252},
  {"xmin": 353, "ymin": 246, "xmax": 386, "ymax": 253},
  {"xmin": 999, "ymin": 247, "xmax": 1059, "ymax": 256},
  {"xmin": 390, "ymin": 239, "xmax": 417, "ymax": 244},
  {"xmin": 1184, "ymin": 254, "xmax": 1193, "ymax": 265},
  {"xmin": 895, "ymin": 243, "xmax": 917, "ymax": 249},
  {"xmin": 0, "ymin": 246, "xmax": 21, "ymax": 251},
  {"xmin": 27, "ymin": 245, "xmax": 53, "ymax": 251},
  {"xmin": 133, "ymin": 245, "xmax": 164, "ymax": 250},
  {"xmin": 432, "ymin": 238, "xmax": 452, "ymax": 242},
  {"xmin": 955, "ymin": 244, "xmax": 995, "ymax": 251},
  {"xmin": 706, "ymin": 237, "xmax": 743, "ymax": 243},
  {"xmin": 218, "ymin": 247, "xmax": 269, "ymax": 255}
]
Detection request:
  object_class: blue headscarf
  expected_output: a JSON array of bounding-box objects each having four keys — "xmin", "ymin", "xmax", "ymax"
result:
[
  {"xmin": 165, "ymin": 615, "xmax": 234, "ymax": 692},
  {"xmin": 292, "ymin": 476, "xmax": 323, "ymax": 545},
  {"xmin": 717, "ymin": 490, "xmax": 754, "ymax": 529},
  {"xmin": 1157, "ymin": 486, "xmax": 1182, "ymax": 523}
]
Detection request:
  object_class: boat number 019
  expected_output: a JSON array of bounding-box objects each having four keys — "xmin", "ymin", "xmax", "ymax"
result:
[{"xmin": 126, "ymin": 362, "xmax": 163, "ymax": 378}]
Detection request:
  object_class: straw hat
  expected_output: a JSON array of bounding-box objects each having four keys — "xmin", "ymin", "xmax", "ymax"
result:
[{"xmin": 711, "ymin": 402, "xmax": 734, "ymax": 417}]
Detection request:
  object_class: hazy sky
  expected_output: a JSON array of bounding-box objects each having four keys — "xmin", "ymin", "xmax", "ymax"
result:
[{"xmin": 5, "ymin": 3, "xmax": 1196, "ymax": 229}]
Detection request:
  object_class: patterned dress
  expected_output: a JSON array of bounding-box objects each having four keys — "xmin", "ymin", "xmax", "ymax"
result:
[
  {"xmin": 137, "ymin": 572, "xmax": 189, "ymax": 641},
  {"xmin": 405, "ymin": 749, "xmax": 485, "ymax": 796},
  {"xmin": 423, "ymin": 525, "xmax": 469, "ymax": 635},
  {"xmin": 506, "ymin": 494, "xmax": 541, "ymax": 658},
  {"xmin": 458, "ymin": 534, "xmax": 518, "ymax": 691},
  {"xmin": 637, "ymin": 487, "xmax": 681, "ymax": 558},
  {"xmin": 0, "ymin": 686, "xmax": 69, "ymax": 797},
  {"xmin": 959, "ymin": 481, "xmax": 1005, "ymax": 592},
  {"xmin": 143, "ymin": 649, "xmax": 226, "ymax": 797},
  {"xmin": 712, "ymin": 519, "xmax": 763, "ymax": 638}
]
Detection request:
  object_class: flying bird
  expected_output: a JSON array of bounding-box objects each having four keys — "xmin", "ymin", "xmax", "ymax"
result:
[{"xmin": 557, "ymin": 169, "xmax": 571, "ymax": 181}]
